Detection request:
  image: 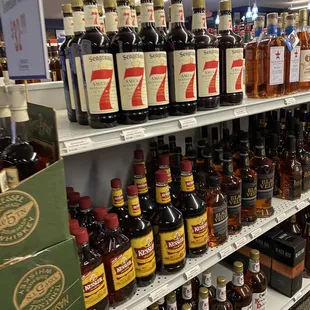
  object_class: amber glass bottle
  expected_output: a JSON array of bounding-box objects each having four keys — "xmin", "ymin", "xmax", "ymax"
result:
[
  {"xmin": 79, "ymin": 196, "xmax": 96, "ymax": 233},
  {"xmin": 68, "ymin": 192, "xmax": 81, "ymax": 220},
  {"xmin": 211, "ymin": 276, "xmax": 233, "ymax": 310},
  {"xmin": 103, "ymin": 0, "xmax": 118, "ymax": 40},
  {"xmin": 154, "ymin": 0, "xmax": 167, "ymax": 37},
  {"xmin": 282, "ymin": 214, "xmax": 302, "ymax": 235},
  {"xmin": 202, "ymin": 146, "xmax": 220, "ymax": 179},
  {"xmin": 90, "ymin": 207, "xmax": 108, "ymax": 248},
  {"xmin": 233, "ymin": 131, "xmax": 254, "ymax": 170},
  {"xmin": 304, "ymin": 219, "xmax": 310, "ymax": 276},
  {"xmin": 201, "ymin": 269, "xmax": 216, "ymax": 304},
  {"xmin": 180, "ymin": 281, "xmax": 197, "ymax": 310}
]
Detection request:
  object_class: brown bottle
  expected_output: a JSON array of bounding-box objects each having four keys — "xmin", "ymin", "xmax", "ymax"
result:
[
  {"xmin": 210, "ymin": 276, "xmax": 233, "ymax": 310},
  {"xmin": 282, "ymin": 214, "xmax": 302, "ymax": 236},
  {"xmin": 201, "ymin": 269, "xmax": 216, "ymax": 304},
  {"xmin": 79, "ymin": 196, "xmax": 96, "ymax": 233},
  {"xmin": 89, "ymin": 207, "xmax": 108, "ymax": 248},
  {"xmin": 303, "ymin": 218, "xmax": 310, "ymax": 276},
  {"xmin": 202, "ymin": 147, "xmax": 221, "ymax": 179},
  {"xmin": 104, "ymin": 0, "xmax": 119, "ymax": 40},
  {"xmin": 180, "ymin": 281, "xmax": 197, "ymax": 310}
]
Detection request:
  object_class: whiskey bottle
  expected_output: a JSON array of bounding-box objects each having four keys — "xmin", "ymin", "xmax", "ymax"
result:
[
  {"xmin": 169, "ymin": 135, "xmax": 177, "ymax": 165},
  {"xmin": 68, "ymin": 192, "xmax": 81, "ymax": 220},
  {"xmin": 233, "ymin": 131, "xmax": 254, "ymax": 169},
  {"xmin": 166, "ymin": 291, "xmax": 178, "ymax": 310},
  {"xmin": 112, "ymin": 0, "xmax": 149, "ymax": 124},
  {"xmin": 213, "ymin": 143, "xmax": 223, "ymax": 173},
  {"xmin": 80, "ymin": 0, "xmax": 119, "ymax": 128},
  {"xmin": 130, "ymin": 0, "xmax": 138, "ymax": 32},
  {"xmin": 198, "ymin": 287, "xmax": 209, "ymax": 310},
  {"xmin": 218, "ymin": 0, "xmax": 243, "ymax": 106},
  {"xmin": 98, "ymin": 4, "xmax": 105, "ymax": 33},
  {"xmin": 154, "ymin": 0, "xmax": 167, "ymax": 37},
  {"xmin": 79, "ymin": 196, "xmax": 96, "ymax": 233},
  {"xmin": 103, "ymin": 0, "xmax": 118, "ymax": 40},
  {"xmin": 250, "ymin": 136, "xmax": 275, "ymax": 218},
  {"xmin": 192, "ymin": 0, "xmax": 220, "ymax": 110},
  {"xmin": 231, "ymin": 118, "xmax": 241, "ymax": 153},
  {"xmin": 140, "ymin": 0, "xmax": 169, "ymax": 119},
  {"xmin": 202, "ymin": 147, "xmax": 220, "ymax": 179},
  {"xmin": 59, "ymin": 4, "xmax": 76, "ymax": 122},
  {"xmin": 196, "ymin": 140, "xmax": 205, "ymax": 172},
  {"xmin": 136, "ymin": 5, "xmax": 141, "ymax": 32},
  {"xmin": 220, "ymin": 152, "xmax": 242, "ymax": 235},
  {"xmin": 50, "ymin": 45, "xmax": 62, "ymax": 81},
  {"xmin": 221, "ymin": 128, "xmax": 231, "ymax": 153},
  {"xmin": 180, "ymin": 281, "xmax": 197, "ymax": 310},
  {"xmin": 167, "ymin": 0, "xmax": 197, "ymax": 116},
  {"xmin": 282, "ymin": 214, "xmax": 302, "ymax": 236},
  {"xmin": 303, "ymin": 218, "xmax": 310, "ymax": 276},
  {"xmin": 185, "ymin": 136, "xmax": 194, "ymax": 157},
  {"xmin": 90, "ymin": 207, "xmax": 108, "ymax": 248},
  {"xmin": 210, "ymin": 276, "xmax": 233, "ymax": 310},
  {"xmin": 201, "ymin": 269, "xmax": 216, "ymax": 303}
]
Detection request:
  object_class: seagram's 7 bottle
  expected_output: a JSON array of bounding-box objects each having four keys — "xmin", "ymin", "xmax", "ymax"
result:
[{"xmin": 103, "ymin": 0, "xmax": 119, "ymax": 40}]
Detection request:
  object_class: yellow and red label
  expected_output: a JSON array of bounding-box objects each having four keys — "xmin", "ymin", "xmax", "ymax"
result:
[
  {"xmin": 181, "ymin": 175, "xmax": 195, "ymax": 192},
  {"xmin": 128, "ymin": 196, "xmax": 142, "ymax": 217},
  {"xmin": 163, "ymin": 167, "xmax": 172, "ymax": 183},
  {"xmin": 186, "ymin": 214, "xmax": 209, "ymax": 249},
  {"xmin": 156, "ymin": 185, "xmax": 171, "ymax": 204},
  {"xmin": 82, "ymin": 264, "xmax": 108, "ymax": 308},
  {"xmin": 160, "ymin": 226, "xmax": 186, "ymax": 265},
  {"xmin": 112, "ymin": 189, "xmax": 125, "ymax": 207},
  {"xmin": 110, "ymin": 248, "xmax": 136, "ymax": 291},
  {"xmin": 134, "ymin": 176, "xmax": 148, "ymax": 194},
  {"xmin": 131, "ymin": 231, "xmax": 156, "ymax": 277}
]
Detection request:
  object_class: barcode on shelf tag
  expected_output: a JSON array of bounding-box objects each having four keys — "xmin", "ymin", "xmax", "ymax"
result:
[
  {"xmin": 121, "ymin": 127, "xmax": 145, "ymax": 141},
  {"xmin": 284, "ymin": 97, "xmax": 296, "ymax": 105},
  {"xmin": 219, "ymin": 245, "xmax": 233, "ymax": 258},
  {"xmin": 234, "ymin": 237, "xmax": 247, "ymax": 249},
  {"xmin": 234, "ymin": 107, "xmax": 248, "ymax": 117},
  {"xmin": 179, "ymin": 117, "xmax": 197, "ymax": 129},
  {"xmin": 149, "ymin": 284, "xmax": 169, "ymax": 302},
  {"xmin": 296, "ymin": 201, "xmax": 306, "ymax": 210},
  {"xmin": 293, "ymin": 290, "xmax": 303, "ymax": 302},
  {"xmin": 250, "ymin": 228, "xmax": 262, "ymax": 239},
  {"xmin": 184, "ymin": 265, "xmax": 201, "ymax": 280},
  {"xmin": 64, "ymin": 138, "xmax": 92, "ymax": 153},
  {"xmin": 276, "ymin": 213, "xmax": 287, "ymax": 223}
]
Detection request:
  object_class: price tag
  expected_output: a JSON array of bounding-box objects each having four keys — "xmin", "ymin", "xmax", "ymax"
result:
[
  {"xmin": 296, "ymin": 201, "xmax": 306, "ymax": 210},
  {"xmin": 121, "ymin": 127, "xmax": 145, "ymax": 141},
  {"xmin": 250, "ymin": 228, "xmax": 262, "ymax": 239},
  {"xmin": 149, "ymin": 284, "xmax": 168, "ymax": 302},
  {"xmin": 276, "ymin": 213, "xmax": 287, "ymax": 223},
  {"xmin": 308, "ymin": 197, "xmax": 310, "ymax": 203},
  {"xmin": 219, "ymin": 245, "xmax": 233, "ymax": 258},
  {"xmin": 284, "ymin": 97, "xmax": 296, "ymax": 105},
  {"xmin": 64, "ymin": 138, "xmax": 92, "ymax": 153},
  {"xmin": 184, "ymin": 265, "xmax": 201, "ymax": 280},
  {"xmin": 179, "ymin": 117, "xmax": 197, "ymax": 129},
  {"xmin": 234, "ymin": 107, "xmax": 248, "ymax": 117},
  {"xmin": 293, "ymin": 290, "xmax": 303, "ymax": 302},
  {"xmin": 234, "ymin": 237, "xmax": 247, "ymax": 249}
]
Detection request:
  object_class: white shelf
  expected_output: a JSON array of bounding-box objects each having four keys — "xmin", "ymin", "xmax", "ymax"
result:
[
  {"xmin": 112, "ymin": 192, "xmax": 310, "ymax": 310},
  {"xmin": 57, "ymin": 92, "xmax": 310, "ymax": 156}
]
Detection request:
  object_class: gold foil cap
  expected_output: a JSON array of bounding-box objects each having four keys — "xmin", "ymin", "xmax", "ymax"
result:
[
  {"xmin": 129, "ymin": 0, "xmax": 135, "ymax": 6},
  {"xmin": 62, "ymin": 4, "xmax": 72, "ymax": 13},
  {"xmin": 70, "ymin": 0, "xmax": 83, "ymax": 7},
  {"xmin": 250, "ymin": 249, "xmax": 260, "ymax": 260},
  {"xmin": 217, "ymin": 276, "xmax": 226, "ymax": 287},
  {"xmin": 267, "ymin": 12, "xmax": 278, "ymax": 25},
  {"xmin": 193, "ymin": 0, "xmax": 205, "ymax": 9},
  {"xmin": 233, "ymin": 261, "xmax": 243, "ymax": 273},
  {"xmin": 104, "ymin": 0, "xmax": 116, "ymax": 8},
  {"xmin": 299, "ymin": 8, "xmax": 308, "ymax": 25},
  {"xmin": 199, "ymin": 287, "xmax": 209, "ymax": 298},
  {"xmin": 149, "ymin": 303, "xmax": 159, "ymax": 310},
  {"xmin": 136, "ymin": 5, "xmax": 141, "ymax": 13},
  {"xmin": 182, "ymin": 304, "xmax": 192, "ymax": 310},
  {"xmin": 255, "ymin": 15, "xmax": 265, "ymax": 27},
  {"xmin": 220, "ymin": 0, "xmax": 231, "ymax": 11},
  {"xmin": 98, "ymin": 4, "xmax": 103, "ymax": 14},
  {"xmin": 154, "ymin": 0, "xmax": 164, "ymax": 7},
  {"xmin": 166, "ymin": 291, "xmax": 176, "ymax": 302}
]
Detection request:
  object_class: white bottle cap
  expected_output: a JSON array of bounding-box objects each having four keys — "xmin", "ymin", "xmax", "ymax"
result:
[
  {"xmin": 7, "ymin": 84, "xmax": 29, "ymax": 122},
  {"xmin": 0, "ymin": 86, "xmax": 11, "ymax": 118}
]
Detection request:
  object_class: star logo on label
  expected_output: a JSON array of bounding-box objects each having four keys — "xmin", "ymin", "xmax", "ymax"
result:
[
  {"xmin": 275, "ymin": 50, "xmax": 281, "ymax": 59},
  {"xmin": 294, "ymin": 50, "xmax": 299, "ymax": 58}
]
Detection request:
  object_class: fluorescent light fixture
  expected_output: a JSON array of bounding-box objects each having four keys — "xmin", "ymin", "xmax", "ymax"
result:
[
  {"xmin": 289, "ymin": 5, "xmax": 308, "ymax": 10},
  {"xmin": 308, "ymin": 1, "xmax": 310, "ymax": 9},
  {"xmin": 246, "ymin": 6, "xmax": 253, "ymax": 18},
  {"xmin": 252, "ymin": 12, "xmax": 258, "ymax": 20},
  {"xmin": 252, "ymin": 2, "xmax": 258, "ymax": 14}
]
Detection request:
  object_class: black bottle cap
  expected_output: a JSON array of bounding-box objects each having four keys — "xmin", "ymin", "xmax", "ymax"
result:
[
  {"xmin": 270, "ymin": 133, "xmax": 279, "ymax": 150},
  {"xmin": 223, "ymin": 152, "xmax": 232, "ymax": 160},
  {"xmin": 195, "ymin": 172, "xmax": 206, "ymax": 183},
  {"xmin": 175, "ymin": 146, "xmax": 182, "ymax": 154},
  {"xmin": 295, "ymin": 123, "xmax": 303, "ymax": 139},
  {"xmin": 202, "ymin": 146, "xmax": 212, "ymax": 157},
  {"xmin": 185, "ymin": 137, "xmax": 192, "ymax": 143},
  {"xmin": 169, "ymin": 135, "xmax": 176, "ymax": 142},
  {"xmin": 280, "ymin": 108, "xmax": 285, "ymax": 118},
  {"xmin": 240, "ymin": 131, "xmax": 249, "ymax": 141},
  {"xmin": 208, "ymin": 176, "xmax": 220, "ymax": 187},
  {"xmin": 212, "ymin": 127, "xmax": 218, "ymax": 140},
  {"xmin": 162, "ymin": 144, "xmax": 169, "ymax": 153},
  {"xmin": 287, "ymin": 135, "xmax": 296, "ymax": 152},
  {"xmin": 223, "ymin": 128, "xmax": 230, "ymax": 140}
]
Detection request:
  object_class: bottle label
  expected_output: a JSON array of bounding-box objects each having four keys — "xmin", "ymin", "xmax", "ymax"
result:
[
  {"xmin": 289, "ymin": 175, "xmax": 302, "ymax": 199},
  {"xmin": 242, "ymin": 182, "xmax": 257, "ymax": 209},
  {"xmin": 167, "ymin": 301, "xmax": 178, "ymax": 310},
  {"xmin": 105, "ymin": 11, "xmax": 118, "ymax": 32},
  {"xmin": 0, "ymin": 170, "xmax": 9, "ymax": 193},
  {"xmin": 134, "ymin": 176, "xmax": 148, "ymax": 194},
  {"xmin": 100, "ymin": 17, "xmax": 105, "ymax": 33},
  {"xmin": 152, "ymin": 225, "xmax": 161, "ymax": 263},
  {"xmin": 73, "ymin": 11, "xmax": 85, "ymax": 32},
  {"xmin": 117, "ymin": 6, "xmax": 132, "ymax": 27},
  {"xmin": 181, "ymin": 174, "xmax": 195, "ymax": 192},
  {"xmin": 63, "ymin": 16, "xmax": 74, "ymax": 36},
  {"xmin": 252, "ymin": 290, "xmax": 267, "ymax": 310},
  {"xmin": 131, "ymin": 230, "xmax": 156, "ymax": 278},
  {"xmin": 65, "ymin": 59, "xmax": 76, "ymax": 109},
  {"xmin": 202, "ymin": 272, "xmax": 212, "ymax": 287},
  {"xmin": 216, "ymin": 286, "xmax": 226, "ymax": 302},
  {"xmin": 249, "ymin": 260, "xmax": 260, "ymax": 273},
  {"xmin": 141, "ymin": 3, "xmax": 154, "ymax": 23},
  {"xmin": 84, "ymin": 5, "xmax": 100, "ymax": 28},
  {"xmin": 75, "ymin": 57, "xmax": 88, "ymax": 112},
  {"xmin": 160, "ymin": 225, "xmax": 186, "ymax": 265},
  {"xmin": 302, "ymin": 164, "xmax": 310, "ymax": 191},
  {"xmin": 269, "ymin": 46, "xmax": 285, "ymax": 85},
  {"xmin": 110, "ymin": 247, "xmax": 136, "ymax": 291},
  {"xmin": 199, "ymin": 297, "xmax": 209, "ymax": 310},
  {"xmin": 155, "ymin": 9, "xmax": 166, "ymax": 28},
  {"xmin": 197, "ymin": 48, "xmax": 220, "ymax": 97},
  {"xmin": 192, "ymin": 12, "xmax": 206, "ymax": 30},
  {"xmin": 225, "ymin": 187, "xmax": 242, "ymax": 216},
  {"xmin": 212, "ymin": 203, "xmax": 228, "ymax": 237},
  {"xmin": 186, "ymin": 213, "xmax": 209, "ymax": 249},
  {"xmin": 299, "ymin": 50, "xmax": 310, "ymax": 82},
  {"xmin": 226, "ymin": 48, "xmax": 243, "ymax": 93},
  {"xmin": 144, "ymin": 51, "xmax": 169, "ymax": 106},
  {"xmin": 128, "ymin": 196, "xmax": 142, "ymax": 216},
  {"xmin": 116, "ymin": 52, "xmax": 148, "ymax": 110},
  {"xmin": 156, "ymin": 185, "xmax": 171, "ymax": 204},
  {"xmin": 173, "ymin": 50, "xmax": 197, "ymax": 102},
  {"xmin": 82, "ymin": 53, "xmax": 119, "ymax": 114},
  {"xmin": 289, "ymin": 46, "xmax": 301, "ymax": 83},
  {"xmin": 131, "ymin": 8, "xmax": 137, "ymax": 27},
  {"xmin": 112, "ymin": 189, "xmax": 125, "ymax": 207},
  {"xmin": 182, "ymin": 282, "xmax": 192, "ymax": 300},
  {"xmin": 161, "ymin": 167, "xmax": 172, "ymax": 184},
  {"xmin": 257, "ymin": 172, "xmax": 274, "ymax": 200},
  {"xmin": 219, "ymin": 14, "xmax": 232, "ymax": 31},
  {"xmin": 82, "ymin": 264, "xmax": 108, "ymax": 308},
  {"xmin": 232, "ymin": 274, "xmax": 244, "ymax": 286},
  {"xmin": 171, "ymin": 3, "xmax": 184, "ymax": 23},
  {"xmin": 242, "ymin": 305, "xmax": 253, "ymax": 310}
]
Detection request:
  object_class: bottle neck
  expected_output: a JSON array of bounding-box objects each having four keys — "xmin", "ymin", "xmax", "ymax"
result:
[
  {"xmin": 117, "ymin": 4, "xmax": 132, "ymax": 28},
  {"xmin": 255, "ymin": 27, "xmax": 263, "ymax": 37},
  {"xmin": 255, "ymin": 144, "xmax": 266, "ymax": 157},
  {"xmin": 216, "ymin": 285, "xmax": 226, "ymax": 302},
  {"xmin": 232, "ymin": 271, "xmax": 244, "ymax": 287},
  {"xmin": 73, "ymin": 8, "xmax": 85, "ymax": 33},
  {"xmin": 203, "ymin": 155, "xmax": 213, "ymax": 170},
  {"xmin": 134, "ymin": 174, "xmax": 149, "ymax": 196},
  {"xmin": 154, "ymin": 6, "xmax": 167, "ymax": 29},
  {"xmin": 239, "ymin": 154, "xmax": 250, "ymax": 169},
  {"xmin": 171, "ymin": 1, "xmax": 185, "ymax": 27},
  {"xmin": 128, "ymin": 195, "xmax": 142, "ymax": 217},
  {"xmin": 248, "ymin": 258, "xmax": 260, "ymax": 273},
  {"xmin": 223, "ymin": 159, "xmax": 233, "ymax": 176},
  {"xmin": 105, "ymin": 8, "xmax": 119, "ymax": 33},
  {"xmin": 0, "ymin": 116, "xmax": 11, "ymax": 137},
  {"xmin": 202, "ymin": 272, "xmax": 212, "ymax": 288},
  {"xmin": 63, "ymin": 14, "xmax": 74, "ymax": 36},
  {"xmin": 78, "ymin": 241, "xmax": 91, "ymax": 253},
  {"xmin": 286, "ymin": 25, "xmax": 295, "ymax": 35},
  {"xmin": 181, "ymin": 171, "xmax": 195, "ymax": 193},
  {"xmin": 192, "ymin": 7, "xmax": 207, "ymax": 31},
  {"xmin": 156, "ymin": 181, "xmax": 171, "ymax": 205},
  {"xmin": 159, "ymin": 165, "xmax": 172, "ymax": 184},
  {"xmin": 130, "ymin": 5, "xmax": 137, "ymax": 28},
  {"xmin": 182, "ymin": 282, "xmax": 192, "ymax": 300},
  {"xmin": 12, "ymin": 113, "xmax": 32, "ymax": 144},
  {"xmin": 111, "ymin": 187, "xmax": 125, "ymax": 207},
  {"xmin": 169, "ymin": 141, "xmax": 176, "ymax": 153},
  {"xmin": 219, "ymin": 9, "xmax": 232, "ymax": 32},
  {"xmin": 267, "ymin": 23, "xmax": 277, "ymax": 35},
  {"xmin": 84, "ymin": 3, "xmax": 101, "ymax": 29},
  {"xmin": 141, "ymin": 1, "xmax": 155, "ymax": 25},
  {"xmin": 277, "ymin": 26, "xmax": 282, "ymax": 36}
]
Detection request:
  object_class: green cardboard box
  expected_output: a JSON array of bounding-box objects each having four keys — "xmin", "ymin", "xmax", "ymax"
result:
[
  {"xmin": 0, "ymin": 103, "xmax": 70, "ymax": 265},
  {"xmin": 0, "ymin": 237, "xmax": 85, "ymax": 310}
]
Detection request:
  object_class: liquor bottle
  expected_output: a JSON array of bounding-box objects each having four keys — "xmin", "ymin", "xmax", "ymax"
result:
[
  {"xmin": 280, "ymin": 135, "xmax": 302, "ymax": 200},
  {"xmin": 227, "ymin": 262, "xmax": 252, "ymax": 310},
  {"xmin": 192, "ymin": 0, "xmax": 219, "ymax": 110},
  {"xmin": 304, "ymin": 218, "xmax": 310, "ymax": 276},
  {"xmin": 277, "ymin": 16, "xmax": 283, "ymax": 37},
  {"xmin": 136, "ymin": 5, "xmax": 141, "ymax": 32},
  {"xmin": 59, "ymin": 4, "xmax": 76, "ymax": 122},
  {"xmin": 218, "ymin": 0, "xmax": 243, "ymax": 106},
  {"xmin": 130, "ymin": 0, "xmax": 138, "ymax": 32},
  {"xmin": 98, "ymin": 4, "xmax": 105, "ymax": 32},
  {"xmin": 157, "ymin": 297, "xmax": 166, "ymax": 310},
  {"xmin": 250, "ymin": 136, "xmax": 275, "ymax": 218},
  {"xmin": 231, "ymin": 119, "xmax": 241, "ymax": 153},
  {"xmin": 198, "ymin": 287, "xmax": 209, "ymax": 310},
  {"xmin": 185, "ymin": 137, "xmax": 194, "ymax": 157},
  {"xmin": 220, "ymin": 152, "xmax": 242, "ymax": 235},
  {"xmin": 67, "ymin": 0, "xmax": 88, "ymax": 126},
  {"xmin": 74, "ymin": 227, "xmax": 109, "ymax": 310},
  {"xmin": 221, "ymin": 128, "xmax": 231, "ymax": 153},
  {"xmin": 204, "ymin": 176, "xmax": 228, "ymax": 247},
  {"xmin": 154, "ymin": 0, "xmax": 167, "ymax": 37},
  {"xmin": 139, "ymin": 0, "xmax": 169, "ymax": 119},
  {"xmin": 244, "ymin": 249, "xmax": 267, "ymax": 310},
  {"xmin": 298, "ymin": 9, "xmax": 310, "ymax": 91},
  {"xmin": 213, "ymin": 143, "xmax": 223, "ymax": 173},
  {"xmin": 166, "ymin": 291, "xmax": 178, "ymax": 310},
  {"xmin": 50, "ymin": 46, "xmax": 62, "ymax": 81},
  {"xmin": 167, "ymin": 0, "xmax": 197, "ymax": 116},
  {"xmin": 79, "ymin": 196, "xmax": 96, "ymax": 233},
  {"xmin": 98, "ymin": 213, "xmax": 137, "ymax": 305},
  {"xmin": 123, "ymin": 185, "xmax": 156, "ymax": 286},
  {"xmin": 196, "ymin": 140, "xmax": 206, "ymax": 172},
  {"xmin": 194, "ymin": 172, "xmax": 207, "ymax": 200},
  {"xmin": 169, "ymin": 135, "xmax": 177, "ymax": 165},
  {"xmin": 180, "ymin": 281, "xmax": 197, "ymax": 310},
  {"xmin": 202, "ymin": 146, "xmax": 220, "ymax": 179},
  {"xmin": 153, "ymin": 170, "xmax": 186, "ymax": 273},
  {"xmin": 68, "ymin": 192, "xmax": 81, "ymax": 219},
  {"xmin": 244, "ymin": 25, "xmax": 252, "ymax": 44},
  {"xmin": 210, "ymin": 276, "xmax": 233, "ymax": 310},
  {"xmin": 233, "ymin": 131, "xmax": 254, "ymax": 169},
  {"xmin": 282, "ymin": 214, "xmax": 302, "ymax": 235},
  {"xmin": 149, "ymin": 303, "xmax": 159, "ymax": 310},
  {"xmin": 89, "ymin": 207, "xmax": 108, "ymax": 248},
  {"xmin": 201, "ymin": 269, "xmax": 216, "ymax": 303},
  {"xmin": 103, "ymin": 0, "xmax": 118, "ymax": 40},
  {"xmin": 284, "ymin": 14, "xmax": 300, "ymax": 94},
  {"xmin": 134, "ymin": 149, "xmax": 147, "ymax": 173},
  {"xmin": 179, "ymin": 160, "xmax": 208, "ymax": 256},
  {"xmin": 111, "ymin": 0, "xmax": 148, "ymax": 124}
]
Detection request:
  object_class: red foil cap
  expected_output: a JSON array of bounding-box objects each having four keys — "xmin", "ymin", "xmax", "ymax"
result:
[
  {"xmin": 134, "ymin": 163, "xmax": 145, "ymax": 175},
  {"xmin": 66, "ymin": 187, "xmax": 74, "ymax": 197},
  {"xmin": 105, "ymin": 213, "xmax": 119, "ymax": 229},
  {"xmin": 79, "ymin": 196, "xmax": 92, "ymax": 210},
  {"xmin": 159, "ymin": 154, "xmax": 169, "ymax": 166},
  {"xmin": 127, "ymin": 185, "xmax": 138, "ymax": 196},
  {"xmin": 94, "ymin": 207, "xmax": 108, "ymax": 222},
  {"xmin": 75, "ymin": 227, "xmax": 89, "ymax": 245},
  {"xmin": 134, "ymin": 149, "xmax": 144, "ymax": 159},
  {"xmin": 69, "ymin": 219, "xmax": 80, "ymax": 234},
  {"xmin": 181, "ymin": 160, "xmax": 192, "ymax": 172},
  {"xmin": 156, "ymin": 170, "xmax": 168, "ymax": 183},
  {"xmin": 69, "ymin": 192, "xmax": 80, "ymax": 205},
  {"xmin": 111, "ymin": 178, "xmax": 122, "ymax": 188}
]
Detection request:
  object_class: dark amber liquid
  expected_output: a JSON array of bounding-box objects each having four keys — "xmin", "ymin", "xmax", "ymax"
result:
[
  {"xmin": 244, "ymin": 269, "xmax": 267, "ymax": 301},
  {"xmin": 109, "ymin": 206, "xmax": 129, "ymax": 228},
  {"xmin": 227, "ymin": 280, "xmax": 252, "ymax": 310},
  {"xmin": 298, "ymin": 30, "xmax": 310, "ymax": 91},
  {"xmin": 245, "ymin": 39, "xmax": 259, "ymax": 98},
  {"xmin": 79, "ymin": 209, "xmax": 96, "ymax": 233}
]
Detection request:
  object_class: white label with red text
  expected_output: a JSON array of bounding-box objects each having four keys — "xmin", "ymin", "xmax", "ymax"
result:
[
  {"xmin": 84, "ymin": 5, "xmax": 100, "ymax": 27},
  {"xmin": 197, "ymin": 48, "xmax": 219, "ymax": 97},
  {"xmin": 219, "ymin": 14, "xmax": 232, "ymax": 31},
  {"xmin": 226, "ymin": 48, "xmax": 243, "ymax": 93},
  {"xmin": 299, "ymin": 49, "xmax": 310, "ymax": 82},
  {"xmin": 192, "ymin": 13, "xmax": 207, "ymax": 30},
  {"xmin": 173, "ymin": 50, "xmax": 197, "ymax": 102},
  {"xmin": 199, "ymin": 296, "xmax": 209, "ymax": 310},
  {"xmin": 65, "ymin": 59, "xmax": 76, "ymax": 109},
  {"xmin": 289, "ymin": 46, "xmax": 301, "ymax": 82},
  {"xmin": 131, "ymin": 9, "xmax": 137, "ymax": 27},
  {"xmin": 270, "ymin": 46, "xmax": 285, "ymax": 85},
  {"xmin": 171, "ymin": 3, "xmax": 184, "ymax": 23},
  {"xmin": 155, "ymin": 9, "xmax": 166, "ymax": 28},
  {"xmin": 252, "ymin": 290, "xmax": 267, "ymax": 310},
  {"xmin": 116, "ymin": 52, "xmax": 148, "ymax": 110},
  {"xmin": 105, "ymin": 11, "xmax": 118, "ymax": 32},
  {"xmin": 75, "ymin": 57, "xmax": 87, "ymax": 112},
  {"xmin": 83, "ymin": 53, "xmax": 119, "ymax": 114},
  {"xmin": 141, "ymin": 3, "xmax": 154, "ymax": 23},
  {"xmin": 117, "ymin": 6, "xmax": 131, "ymax": 27},
  {"xmin": 73, "ymin": 11, "xmax": 85, "ymax": 32},
  {"xmin": 100, "ymin": 16, "xmax": 105, "ymax": 33},
  {"xmin": 64, "ymin": 16, "xmax": 74, "ymax": 36},
  {"xmin": 144, "ymin": 51, "xmax": 169, "ymax": 106}
]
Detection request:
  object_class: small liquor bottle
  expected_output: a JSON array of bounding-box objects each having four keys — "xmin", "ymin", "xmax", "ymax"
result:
[
  {"xmin": 198, "ymin": 287, "xmax": 209, "ymax": 310},
  {"xmin": 80, "ymin": 0, "xmax": 119, "ymax": 128},
  {"xmin": 112, "ymin": 0, "xmax": 149, "ymax": 124},
  {"xmin": 257, "ymin": 13, "xmax": 285, "ymax": 98},
  {"xmin": 130, "ymin": 0, "xmax": 138, "ymax": 32},
  {"xmin": 195, "ymin": 140, "xmax": 205, "ymax": 172},
  {"xmin": 98, "ymin": 4, "xmax": 105, "ymax": 32},
  {"xmin": 210, "ymin": 276, "xmax": 233, "ymax": 310},
  {"xmin": 179, "ymin": 160, "xmax": 209, "ymax": 256},
  {"xmin": 68, "ymin": 192, "xmax": 81, "ymax": 219},
  {"xmin": 244, "ymin": 249, "xmax": 267, "ymax": 310},
  {"xmin": 250, "ymin": 137, "xmax": 275, "ymax": 218},
  {"xmin": 136, "ymin": 5, "xmax": 141, "ymax": 32},
  {"xmin": 166, "ymin": 291, "xmax": 178, "ymax": 310},
  {"xmin": 140, "ymin": 0, "xmax": 169, "ymax": 119},
  {"xmin": 154, "ymin": 0, "xmax": 167, "ymax": 37},
  {"xmin": 204, "ymin": 176, "xmax": 228, "ymax": 247},
  {"xmin": 213, "ymin": 144, "xmax": 223, "ymax": 173},
  {"xmin": 303, "ymin": 218, "xmax": 310, "ymax": 276},
  {"xmin": 282, "ymin": 214, "xmax": 302, "ymax": 235},
  {"xmin": 218, "ymin": 0, "xmax": 243, "ymax": 106},
  {"xmin": 50, "ymin": 45, "xmax": 62, "ymax": 81},
  {"xmin": 195, "ymin": 172, "xmax": 208, "ymax": 200},
  {"xmin": 90, "ymin": 207, "xmax": 108, "ymax": 248},
  {"xmin": 167, "ymin": 0, "xmax": 197, "ymax": 116},
  {"xmin": 185, "ymin": 137, "xmax": 194, "ymax": 157},
  {"xmin": 79, "ymin": 196, "xmax": 96, "ymax": 233},
  {"xmin": 220, "ymin": 153, "xmax": 242, "ymax": 235},
  {"xmin": 201, "ymin": 269, "xmax": 216, "ymax": 304},
  {"xmin": 227, "ymin": 262, "xmax": 252, "ymax": 310},
  {"xmin": 103, "ymin": 0, "xmax": 118, "ymax": 40},
  {"xmin": 192, "ymin": 0, "xmax": 220, "ymax": 110},
  {"xmin": 134, "ymin": 149, "xmax": 147, "ymax": 173},
  {"xmin": 180, "ymin": 281, "xmax": 197, "ymax": 310}
]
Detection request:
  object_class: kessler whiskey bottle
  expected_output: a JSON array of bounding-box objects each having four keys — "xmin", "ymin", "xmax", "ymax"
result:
[
  {"xmin": 112, "ymin": 0, "xmax": 149, "ymax": 124},
  {"xmin": 154, "ymin": 0, "xmax": 167, "ymax": 37},
  {"xmin": 140, "ymin": 0, "xmax": 169, "ymax": 119},
  {"xmin": 218, "ymin": 0, "xmax": 243, "ymax": 106},
  {"xmin": 192, "ymin": 0, "xmax": 220, "ymax": 110},
  {"xmin": 167, "ymin": 0, "xmax": 197, "ymax": 116},
  {"xmin": 104, "ymin": 0, "xmax": 118, "ymax": 40},
  {"xmin": 80, "ymin": 0, "xmax": 119, "ymax": 128}
]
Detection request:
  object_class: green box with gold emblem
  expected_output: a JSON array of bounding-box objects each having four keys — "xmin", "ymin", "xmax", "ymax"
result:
[
  {"xmin": 0, "ymin": 237, "xmax": 85, "ymax": 310},
  {"xmin": 0, "ymin": 103, "xmax": 70, "ymax": 266}
]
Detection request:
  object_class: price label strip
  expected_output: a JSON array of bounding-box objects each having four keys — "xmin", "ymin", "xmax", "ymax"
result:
[
  {"xmin": 284, "ymin": 97, "xmax": 296, "ymax": 105},
  {"xmin": 179, "ymin": 117, "xmax": 197, "ymax": 129},
  {"xmin": 293, "ymin": 290, "xmax": 303, "ymax": 302},
  {"xmin": 149, "ymin": 284, "xmax": 169, "ymax": 302},
  {"xmin": 276, "ymin": 213, "xmax": 287, "ymax": 223},
  {"xmin": 64, "ymin": 138, "xmax": 92, "ymax": 153},
  {"xmin": 219, "ymin": 245, "xmax": 233, "ymax": 259},
  {"xmin": 121, "ymin": 127, "xmax": 145, "ymax": 141},
  {"xmin": 250, "ymin": 228, "xmax": 262, "ymax": 239},
  {"xmin": 234, "ymin": 107, "xmax": 248, "ymax": 117},
  {"xmin": 234, "ymin": 237, "xmax": 247, "ymax": 249},
  {"xmin": 184, "ymin": 265, "xmax": 201, "ymax": 280},
  {"xmin": 296, "ymin": 201, "xmax": 306, "ymax": 210}
]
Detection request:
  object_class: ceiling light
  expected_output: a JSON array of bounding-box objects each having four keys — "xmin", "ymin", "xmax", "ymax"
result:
[
  {"xmin": 215, "ymin": 14, "xmax": 219, "ymax": 25},
  {"xmin": 246, "ymin": 6, "xmax": 253, "ymax": 18},
  {"xmin": 252, "ymin": 12, "xmax": 258, "ymax": 20},
  {"xmin": 252, "ymin": 2, "xmax": 258, "ymax": 14},
  {"xmin": 289, "ymin": 5, "xmax": 308, "ymax": 10},
  {"xmin": 308, "ymin": 1, "xmax": 310, "ymax": 9}
]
